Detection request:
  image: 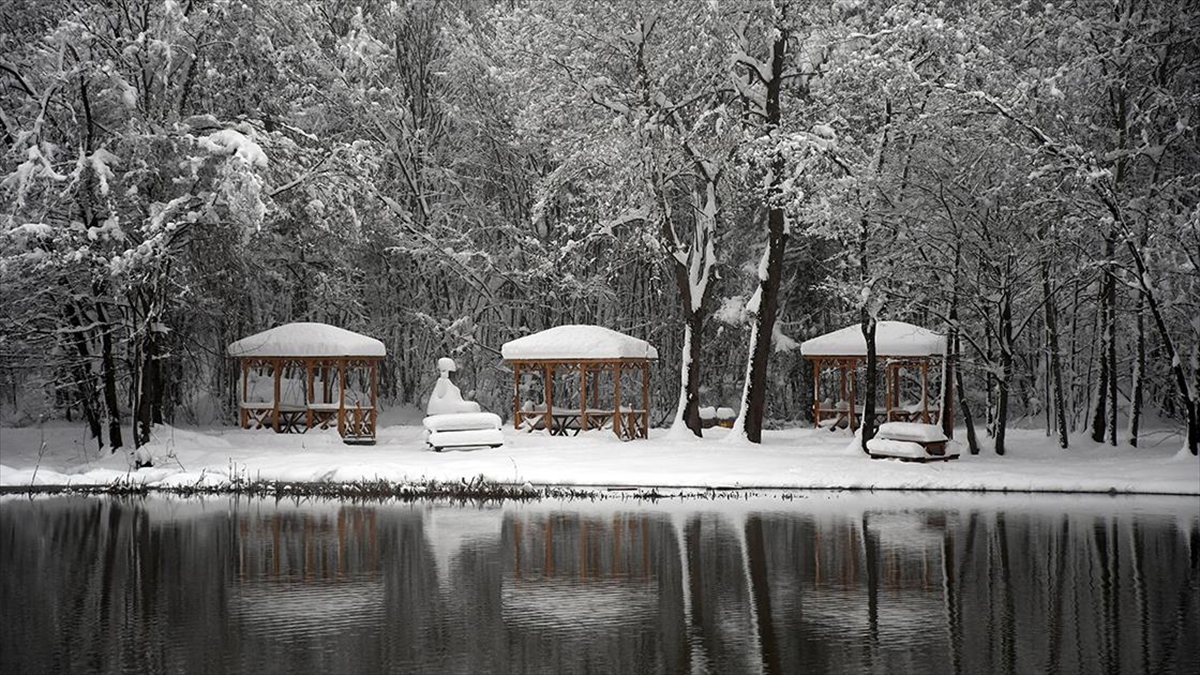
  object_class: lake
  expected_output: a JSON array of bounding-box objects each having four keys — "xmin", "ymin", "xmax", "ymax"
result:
[{"xmin": 1, "ymin": 492, "xmax": 1197, "ymax": 674}]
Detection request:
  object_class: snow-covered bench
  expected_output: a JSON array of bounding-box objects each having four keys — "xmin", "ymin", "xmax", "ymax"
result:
[
  {"xmin": 423, "ymin": 412, "xmax": 504, "ymax": 451},
  {"xmin": 866, "ymin": 422, "xmax": 958, "ymax": 462}
]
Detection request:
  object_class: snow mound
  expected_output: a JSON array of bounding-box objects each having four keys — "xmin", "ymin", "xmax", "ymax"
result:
[
  {"xmin": 227, "ymin": 322, "xmax": 385, "ymax": 358},
  {"xmin": 800, "ymin": 321, "xmax": 946, "ymax": 357},
  {"xmin": 501, "ymin": 325, "xmax": 658, "ymax": 360}
]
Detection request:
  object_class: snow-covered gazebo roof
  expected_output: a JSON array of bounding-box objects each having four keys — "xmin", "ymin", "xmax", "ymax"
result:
[
  {"xmin": 227, "ymin": 322, "xmax": 386, "ymax": 358},
  {"xmin": 501, "ymin": 325, "xmax": 658, "ymax": 361},
  {"xmin": 799, "ymin": 321, "xmax": 945, "ymax": 358}
]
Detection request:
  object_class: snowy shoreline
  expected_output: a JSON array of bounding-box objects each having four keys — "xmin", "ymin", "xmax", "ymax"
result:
[{"xmin": 2, "ymin": 418, "xmax": 1196, "ymax": 497}]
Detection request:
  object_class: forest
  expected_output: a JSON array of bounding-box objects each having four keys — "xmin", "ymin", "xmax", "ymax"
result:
[{"xmin": 1, "ymin": 0, "xmax": 1197, "ymax": 454}]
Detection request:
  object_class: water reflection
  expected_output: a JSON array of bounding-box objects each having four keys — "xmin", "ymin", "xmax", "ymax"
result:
[{"xmin": 1, "ymin": 494, "xmax": 1196, "ymax": 674}]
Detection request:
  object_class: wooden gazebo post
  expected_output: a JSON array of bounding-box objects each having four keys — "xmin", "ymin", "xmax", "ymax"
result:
[
  {"xmin": 271, "ymin": 357, "xmax": 281, "ymax": 432},
  {"xmin": 848, "ymin": 358, "xmax": 858, "ymax": 431},
  {"xmin": 241, "ymin": 360, "xmax": 249, "ymax": 428},
  {"xmin": 811, "ymin": 358, "xmax": 821, "ymax": 427},
  {"xmin": 306, "ymin": 360, "xmax": 315, "ymax": 429},
  {"xmin": 511, "ymin": 362, "xmax": 521, "ymax": 429},
  {"xmin": 542, "ymin": 363, "xmax": 554, "ymax": 434},
  {"xmin": 641, "ymin": 360, "xmax": 649, "ymax": 438},
  {"xmin": 370, "ymin": 359, "xmax": 378, "ymax": 432},
  {"xmin": 921, "ymin": 359, "xmax": 930, "ymax": 423},
  {"xmin": 580, "ymin": 365, "xmax": 589, "ymax": 431},
  {"xmin": 337, "ymin": 357, "xmax": 346, "ymax": 437},
  {"xmin": 613, "ymin": 364, "xmax": 623, "ymax": 438}
]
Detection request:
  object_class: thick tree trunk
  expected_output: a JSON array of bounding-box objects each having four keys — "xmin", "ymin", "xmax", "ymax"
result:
[
  {"xmin": 740, "ymin": 29, "xmax": 789, "ymax": 444},
  {"xmin": 743, "ymin": 208, "xmax": 787, "ymax": 444},
  {"xmin": 665, "ymin": 175, "xmax": 718, "ymax": 437},
  {"xmin": 135, "ymin": 329, "xmax": 158, "ymax": 452},
  {"xmin": 672, "ymin": 316, "xmax": 703, "ymax": 436},
  {"xmin": 860, "ymin": 316, "xmax": 877, "ymax": 454}
]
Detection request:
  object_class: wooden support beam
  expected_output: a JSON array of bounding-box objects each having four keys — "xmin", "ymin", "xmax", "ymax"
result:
[
  {"xmin": 306, "ymin": 358, "xmax": 315, "ymax": 429},
  {"xmin": 512, "ymin": 362, "xmax": 521, "ymax": 429},
  {"xmin": 812, "ymin": 358, "xmax": 821, "ymax": 427},
  {"xmin": 543, "ymin": 363, "xmax": 554, "ymax": 433},
  {"xmin": 370, "ymin": 359, "xmax": 378, "ymax": 437},
  {"xmin": 338, "ymin": 358, "xmax": 346, "ymax": 437},
  {"xmin": 848, "ymin": 359, "xmax": 857, "ymax": 431},
  {"xmin": 240, "ymin": 359, "xmax": 249, "ymax": 429},
  {"xmin": 272, "ymin": 358, "xmax": 281, "ymax": 432},
  {"xmin": 921, "ymin": 359, "xmax": 929, "ymax": 423},
  {"xmin": 581, "ymin": 365, "xmax": 589, "ymax": 431},
  {"xmin": 613, "ymin": 363, "xmax": 623, "ymax": 439},
  {"xmin": 641, "ymin": 361, "xmax": 649, "ymax": 439}
]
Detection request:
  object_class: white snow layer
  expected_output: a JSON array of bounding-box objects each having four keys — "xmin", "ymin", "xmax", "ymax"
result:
[
  {"xmin": 227, "ymin": 322, "xmax": 385, "ymax": 358},
  {"xmin": 0, "ymin": 422, "xmax": 1194, "ymax": 496},
  {"xmin": 199, "ymin": 129, "xmax": 268, "ymax": 168},
  {"xmin": 877, "ymin": 422, "xmax": 948, "ymax": 443},
  {"xmin": 800, "ymin": 321, "xmax": 947, "ymax": 357},
  {"xmin": 501, "ymin": 325, "xmax": 659, "ymax": 360}
]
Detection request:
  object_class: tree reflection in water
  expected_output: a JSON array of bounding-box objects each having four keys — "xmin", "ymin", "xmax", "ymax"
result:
[{"xmin": 1, "ymin": 494, "xmax": 1197, "ymax": 674}]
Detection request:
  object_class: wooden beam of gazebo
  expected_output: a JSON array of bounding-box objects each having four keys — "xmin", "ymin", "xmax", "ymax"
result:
[
  {"xmin": 228, "ymin": 322, "xmax": 385, "ymax": 444},
  {"xmin": 799, "ymin": 321, "xmax": 953, "ymax": 436},
  {"xmin": 501, "ymin": 326, "xmax": 657, "ymax": 440}
]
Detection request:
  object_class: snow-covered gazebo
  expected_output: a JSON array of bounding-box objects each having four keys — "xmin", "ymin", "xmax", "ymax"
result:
[
  {"xmin": 501, "ymin": 325, "xmax": 657, "ymax": 440},
  {"xmin": 800, "ymin": 321, "xmax": 949, "ymax": 431},
  {"xmin": 228, "ymin": 322, "xmax": 385, "ymax": 443}
]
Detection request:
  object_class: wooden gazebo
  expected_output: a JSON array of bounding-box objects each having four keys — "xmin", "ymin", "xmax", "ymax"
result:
[
  {"xmin": 501, "ymin": 325, "xmax": 657, "ymax": 440},
  {"xmin": 228, "ymin": 322, "xmax": 385, "ymax": 443},
  {"xmin": 800, "ymin": 321, "xmax": 950, "ymax": 432}
]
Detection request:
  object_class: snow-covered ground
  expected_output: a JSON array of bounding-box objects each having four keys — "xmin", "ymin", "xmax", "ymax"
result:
[{"xmin": 1, "ymin": 414, "xmax": 1196, "ymax": 495}]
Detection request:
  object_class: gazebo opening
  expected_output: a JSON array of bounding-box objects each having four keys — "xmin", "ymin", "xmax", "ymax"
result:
[
  {"xmin": 501, "ymin": 325, "xmax": 657, "ymax": 440},
  {"xmin": 228, "ymin": 322, "xmax": 385, "ymax": 444},
  {"xmin": 800, "ymin": 321, "xmax": 951, "ymax": 433}
]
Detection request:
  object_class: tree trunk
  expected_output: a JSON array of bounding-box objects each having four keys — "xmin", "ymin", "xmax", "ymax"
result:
[
  {"xmin": 739, "ymin": 28, "xmax": 789, "ymax": 444},
  {"xmin": 63, "ymin": 302, "xmax": 103, "ymax": 446},
  {"xmin": 951, "ymin": 305, "xmax": 981, "ymax": 455},
  {"xmin": 1090, "ymin": 234, "xmax": 1116, "ymax": 444},
  {"xmin": 665, "ymin": 171, "xmax": 718, "ymax": 437},
  {"xmin": 672, "ymin": 315, "xmax": 704, "ymax": 436},
  {"xmin": 1128, "ymin": 285, "xmax": 1144, "ymax": 447},
  {"xmin": 1041, "ymin": 253, "xmax": 1069, "ymax": 449},
  {"xmin": 94, "ymin": 302, "xmax": 123, "ymax": 452},
  {"xmin": 135, "ymin": 328, "xmax": 158, "ymax": 452},
  {"xmin": 860, "ymin": 316, "xmax": 877, "ymax": 454},
  {"xmin": 995, "ymin": 284, "xmax": 1012, "ymax": 456},
  {"xmin": 984, "ymin": 314, "xmax": 997, "ymax": 439}
]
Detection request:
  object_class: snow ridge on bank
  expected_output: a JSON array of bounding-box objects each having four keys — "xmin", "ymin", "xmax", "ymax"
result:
[{"xmin": 1, "ymin": 422, "xmax": 1196, "ymax": 496}]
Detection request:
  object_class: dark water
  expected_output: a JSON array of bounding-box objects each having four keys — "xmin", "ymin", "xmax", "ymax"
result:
[{"xmin": 1, "ymin": 493, "xmax": 1197, "ymax": 675}]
